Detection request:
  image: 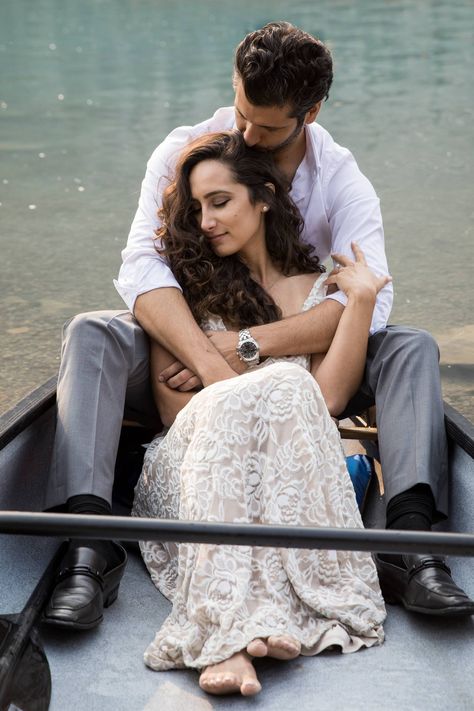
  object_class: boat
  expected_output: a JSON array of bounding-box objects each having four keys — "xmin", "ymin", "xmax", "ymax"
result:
[{"xmin": 1, "ymin": 378, "xmax": 473, "ymax": 710}]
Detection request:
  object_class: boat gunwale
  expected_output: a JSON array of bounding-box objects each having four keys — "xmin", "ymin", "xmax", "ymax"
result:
[
  {"xmin": 0, "ymin": 377, "xmax": 57, "ymax": 450},
  {"xmin": 1, "ymin": 376, "xmax": 473, "ymax": 458}
]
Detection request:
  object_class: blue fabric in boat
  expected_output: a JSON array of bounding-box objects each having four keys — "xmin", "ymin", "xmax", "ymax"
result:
[{"xmin": 346, "ymin": 454, "xmax": 373, "ymax": 510}]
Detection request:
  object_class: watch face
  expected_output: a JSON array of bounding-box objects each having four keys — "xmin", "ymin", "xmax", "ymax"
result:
[{"xmin": 240, "ymin": 340, "xmax": 258, "ymax": 360}]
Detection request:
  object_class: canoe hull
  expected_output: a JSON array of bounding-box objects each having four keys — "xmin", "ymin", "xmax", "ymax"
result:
[{"xmin": 1, "ymin": 382, "xmax": 474, "ymax": 711}]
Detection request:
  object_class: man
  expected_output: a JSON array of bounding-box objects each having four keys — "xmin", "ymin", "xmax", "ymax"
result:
[{"xmin": 43, "ymin": 22, "xmax": 474, "ymax": 629}]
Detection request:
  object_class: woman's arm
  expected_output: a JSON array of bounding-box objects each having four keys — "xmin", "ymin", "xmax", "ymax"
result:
[
  {"xmin": 150, "ymin": 339, "xmax": 197, "ymax": 427},
  {"xmin": 136, "ymin": 287, "xmax": 237, "ymax": 389},
  {"xmin": 311, "ymin": 243, "xmax": 391, "ymax": 416}
]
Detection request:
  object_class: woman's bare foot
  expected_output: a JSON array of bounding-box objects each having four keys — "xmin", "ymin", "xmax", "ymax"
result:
[
  {"xmin": 199, "ymin": 651, "xmax": 262, "ymax": 696},
  {"xmin": 247, "ymin": 635, "xmax": 301, "ymax": 660}
]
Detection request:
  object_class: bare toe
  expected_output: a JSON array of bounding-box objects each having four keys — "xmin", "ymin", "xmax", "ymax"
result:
[
  {"xmin": 200, "ymin": 671, "xmax": 240, "ymax": 695},
  {"xmin": 241, "ymin": 677, "xmax": 262, "ymax": 696},
  {"xmin": 247, "ymin": 638, "xmax": 268, "ymax": 657},
  {"xmin": 266, "ymin": 635, "xmax": 301, "ymax": 660},
  {"xmin": 199, "ymin": 652, "xmax": 261, "ymax": 697}
]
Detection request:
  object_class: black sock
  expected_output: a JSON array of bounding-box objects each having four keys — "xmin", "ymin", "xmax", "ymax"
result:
[
  {"xmin": 67, "ymin": 494, "xmax": 121, "ymax": 569},
  {"xmin": 68, "ymin": 494, "xmax": 112, "ymax": 516},
  {"xmin": 381, "ymin": 485, "xmax": 435, "ymax": 566}
]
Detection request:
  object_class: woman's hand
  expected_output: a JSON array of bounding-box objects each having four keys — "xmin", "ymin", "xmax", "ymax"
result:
[{"xmin": 324, "ymin": 242, "xmax": 392, "ymax": 300}]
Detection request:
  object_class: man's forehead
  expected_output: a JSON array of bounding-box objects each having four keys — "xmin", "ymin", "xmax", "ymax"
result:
[{"xmin": 234, "ymin": 82, "xmax": 294, "ymax": 127}]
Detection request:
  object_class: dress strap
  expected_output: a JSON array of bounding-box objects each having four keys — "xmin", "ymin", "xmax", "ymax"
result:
[{"xmin": 301, "ymin": 273, "xmax": 328, "ymax": 312}]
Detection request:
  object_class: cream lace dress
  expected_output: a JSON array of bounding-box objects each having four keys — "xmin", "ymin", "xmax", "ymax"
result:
[{"xmin": 132, "ymin": 274, "xmax": 386, "ymax": 671}]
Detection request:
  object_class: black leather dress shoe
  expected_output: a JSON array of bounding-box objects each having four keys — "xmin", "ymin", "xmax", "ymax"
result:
[
  {"xmin": 43, "ymin": 543, "xmax": 127, "ymax": 630},
  {"xmin": 375, "ymin": 553, "xmax": 474, "ymax": 617}
]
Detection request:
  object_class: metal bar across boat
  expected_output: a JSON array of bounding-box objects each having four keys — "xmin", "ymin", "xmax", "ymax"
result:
[{"xmin": 1, "ymin": 512, "xmax": 474, "ymax": 556}]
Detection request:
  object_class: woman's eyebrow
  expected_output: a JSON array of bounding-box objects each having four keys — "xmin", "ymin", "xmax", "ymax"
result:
[{"xmin": 203, "ymin": 190, "xmax": 232, "ymax": 199}]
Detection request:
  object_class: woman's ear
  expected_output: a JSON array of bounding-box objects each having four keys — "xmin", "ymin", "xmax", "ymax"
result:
[{"xmin": 264, "ymin": 182, "xmax": 276, "ymax": 194}]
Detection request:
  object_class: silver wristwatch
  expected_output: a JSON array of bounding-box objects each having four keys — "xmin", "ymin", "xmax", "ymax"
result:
[{"xmin": 236, "ymin": 329, "xmax": 260, "ymax": 366}]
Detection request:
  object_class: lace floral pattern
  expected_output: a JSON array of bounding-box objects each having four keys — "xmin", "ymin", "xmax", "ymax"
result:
[{"xmin": 132, "ymin": 275, "xmax": 385, "ymax": 670}]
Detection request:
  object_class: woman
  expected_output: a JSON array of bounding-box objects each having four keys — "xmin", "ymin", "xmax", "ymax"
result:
[{"xmin": 132, "ymin": 131, "xmax": 389, "ymax": 697}]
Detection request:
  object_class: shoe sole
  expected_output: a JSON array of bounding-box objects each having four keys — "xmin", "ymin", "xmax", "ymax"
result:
[
  {"xmin": 377, "ymin": 559, "xmax": 474, "ymax": 617},
  {"xmin": 42, "ymin": 613, "xmax": 104, "ymax": 630},
  {"xmin": 386, "ymin": 597, "xmax": 474, "ymax": 617},
  {"xmin": 42, "ymin": 583, "xmax": 120, "ymax": 630}
]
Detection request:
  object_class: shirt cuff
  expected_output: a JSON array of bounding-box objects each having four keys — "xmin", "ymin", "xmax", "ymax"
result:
[
  {"xmin": 113, "ymin": 278, "xmax": 183, "ymax": 313},
  {"xmin": 324, "ymin": 290, "xmax": 348, "ymax": 308}
]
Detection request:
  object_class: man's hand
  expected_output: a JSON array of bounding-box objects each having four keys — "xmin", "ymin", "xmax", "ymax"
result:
[{"xmin": 205, "ymin": 330, "xmax": 248, "ymax": 373}]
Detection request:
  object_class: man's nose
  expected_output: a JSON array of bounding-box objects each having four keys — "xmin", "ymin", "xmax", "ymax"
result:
[{"xmin": 242, "ymin": 122, "xmax": 260, "ymax": 147}]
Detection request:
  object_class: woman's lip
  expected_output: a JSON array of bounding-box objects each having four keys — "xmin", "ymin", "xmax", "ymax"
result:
[{"xmin": 207, "ymin": 232, "xmax": 227, "ymax": 241}]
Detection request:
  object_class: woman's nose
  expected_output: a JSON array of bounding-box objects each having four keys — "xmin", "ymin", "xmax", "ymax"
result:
[{"xmin": 200, "ymin": 209, "xmax": 216, "ymax": 232}]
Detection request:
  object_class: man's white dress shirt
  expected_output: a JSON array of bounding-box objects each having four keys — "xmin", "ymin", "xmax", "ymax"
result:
[{"xmin": 115, "ymin": 106, "xmax": 392, "ymax": 333}]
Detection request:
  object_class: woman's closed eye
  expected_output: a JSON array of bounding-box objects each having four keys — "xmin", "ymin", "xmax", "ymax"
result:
[{"xmin": 213, "ymin": 199, "xmax": 230, "ymax": 208}]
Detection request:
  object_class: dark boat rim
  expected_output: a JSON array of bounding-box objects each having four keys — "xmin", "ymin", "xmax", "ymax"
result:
[
  {"xmin": 1, "ymin": 376, "xmax": 474, "ymax": 458},
  {"xmin": 1, "ymin": 378, "xmax": 474, "ymax": 556},
  {"xmin": 0, "ymin": 376, "xmax": 57, "ymax": 450}
]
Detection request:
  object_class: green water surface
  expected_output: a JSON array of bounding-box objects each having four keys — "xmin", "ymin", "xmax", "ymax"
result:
[{"xmin": 1, "ymin": 0, "xmax": 473, "ymax": 419}]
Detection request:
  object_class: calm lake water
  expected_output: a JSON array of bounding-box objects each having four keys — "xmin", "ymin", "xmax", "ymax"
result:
[{"xmin": 1, "ymin": 0, "xmax": 473, "ymax": 419}]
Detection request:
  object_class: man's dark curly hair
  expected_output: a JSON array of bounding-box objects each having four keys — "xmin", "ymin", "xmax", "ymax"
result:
[
  {"xmin": 234, "ymin": 21, "xmax": 333, "ymax": 118},
  {"xmin": 156, "ymin": 131, "xmax": 324, "ymax": 329}
]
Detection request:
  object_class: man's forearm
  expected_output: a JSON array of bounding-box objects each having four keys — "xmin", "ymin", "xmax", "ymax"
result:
[
  {"xmin": 134, "ymin": 288, "xmax": 235, "ymax": 385},
  {"xmin": 253, "ymin": 299, "xmax": 344, "ymax": 357}
]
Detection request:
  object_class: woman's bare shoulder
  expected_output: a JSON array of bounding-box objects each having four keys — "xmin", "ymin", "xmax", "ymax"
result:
[
  {"xmin": 273, "ymin": 271, "xmax": 324, "ymax": 317},
  {"xmin": 283, "ymin": 271, "xmax": 324, "ymax": 295}
]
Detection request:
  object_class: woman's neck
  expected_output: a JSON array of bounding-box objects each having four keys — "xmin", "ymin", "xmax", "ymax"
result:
[
  {"xmin": 242, "ymin": 253, "xmax": 284, "ymax": 291},
  {"xmin": 239, "ymin": 247, "xmax": 283, "ymax": 292}
]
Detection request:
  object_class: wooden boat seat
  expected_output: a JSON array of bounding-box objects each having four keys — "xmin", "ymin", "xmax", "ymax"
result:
[
  {"xmin": 337, "ymin": 407, "xmax": 384, "ymax": 495},
  {"xmin": 123, "ymin": 406, "xmax": 385, "ymax": 495}
]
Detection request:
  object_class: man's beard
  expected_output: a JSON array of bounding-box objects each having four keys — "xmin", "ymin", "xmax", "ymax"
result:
[{"xmin": 255, "ymin": 116, "xmax": 305, "ymax": 155}]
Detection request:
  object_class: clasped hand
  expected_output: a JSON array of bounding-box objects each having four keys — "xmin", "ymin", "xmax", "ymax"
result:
[{"xmin": 157, "ymin": 331, "xmax": 244, "ymax": 392}]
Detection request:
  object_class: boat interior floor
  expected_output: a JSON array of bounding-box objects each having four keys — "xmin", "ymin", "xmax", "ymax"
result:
[
  {"xmin": 1, "ymin": 527, "xmax": 473, "ymax": 711},
  {"xmin": 1, "ymin": 408, "xmax": 474, "ymax": 709}
]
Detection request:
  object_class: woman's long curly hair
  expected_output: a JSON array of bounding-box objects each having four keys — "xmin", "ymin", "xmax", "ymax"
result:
[{"xmin": 156, "ymin": 130, "xmax": 324, "ymax": 328}]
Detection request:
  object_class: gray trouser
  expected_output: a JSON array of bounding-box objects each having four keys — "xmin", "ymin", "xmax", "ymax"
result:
[
  {"xmin": 44, "ymin": 312, "xmax": 448, "ymax": 518},
  {"xmin": 45, "ymin": 311, "xmax": 160, "ymax": 509}
]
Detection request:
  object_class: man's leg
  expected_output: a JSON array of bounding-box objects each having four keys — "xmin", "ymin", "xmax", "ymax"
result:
[
  {"xmin": 341, "ymin": 325, "xmax": 474, "ymax": 616},
  {"xmin": 45, "ymin": 310, "xmax": 159, "ymax": 508},
  {"xmin": 43, "ymin": 310, "xmax": 160, "ymax": 629}
]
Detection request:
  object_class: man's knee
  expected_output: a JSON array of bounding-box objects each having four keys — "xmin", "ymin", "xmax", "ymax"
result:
[
  {"xmin": 62, "ymin": 310, "xmax": 141, "ymax": 352},
  {"xmin": 372, "ymin": 326, "xmax": 439, "ymax": 364},
  {"xmin": 63, "ymin": 309, "xmax": 129, "ymax": 338}
]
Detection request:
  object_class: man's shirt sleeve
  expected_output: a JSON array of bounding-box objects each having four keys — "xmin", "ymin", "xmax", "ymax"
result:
[
  {"xmin": 323, "ymin": 148, "xmax": 393, "ymax": 333},
  {"xmin": 114, "ymin": 109, "xmax": 235, "ymax": 312},
  {"xmin": 114, "ymin": 126, "xmax": 196, "ymax": 312}
]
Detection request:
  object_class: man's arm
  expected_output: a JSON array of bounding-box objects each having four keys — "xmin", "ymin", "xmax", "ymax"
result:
[
  {"xmin": 134, "ymin": 288, "xmax": 236, "ymax": 387},
  {"xmin": 149, "ymin": 340, "xmax": 200, "ymax": 428},
  {"xmin": 206, "ymin": 298, "xmax": 344, "ymax": 372},
  {"xmin": 160, "ymin": 297, "xmax": 344, "ymax": 390}
]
